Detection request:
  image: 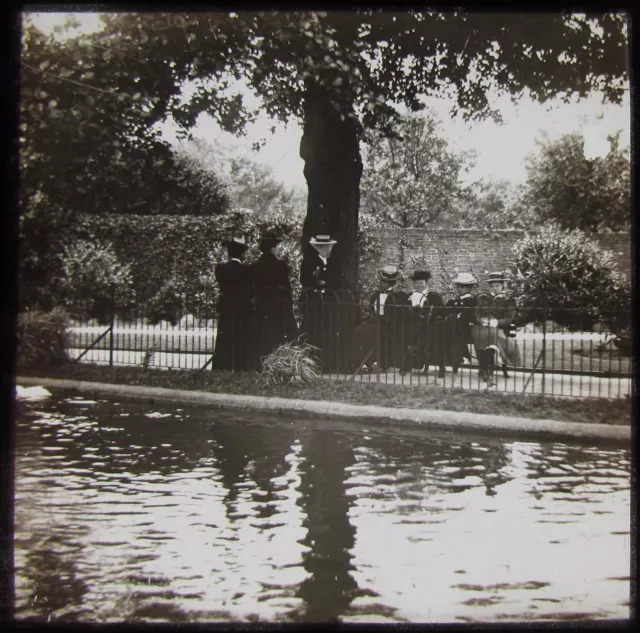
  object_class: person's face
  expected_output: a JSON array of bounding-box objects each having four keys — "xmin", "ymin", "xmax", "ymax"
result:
[
  {"xmin": 313, "ymin": 243, "xmax": 334, "ymax": 259},
  {"xmin": 456, "ymin": 283, "xmax": 473, "ymax": 296},
  {"xmin": 489, "ymin": 281, "xmax": 504, "ymax": 294},
  {"xmin": 379, "ymin": 279, "xmax": 395, "ymax": 291},
  {"xmin": 414, "ymin": 279, "xmax": 428, "ymax": 293}
]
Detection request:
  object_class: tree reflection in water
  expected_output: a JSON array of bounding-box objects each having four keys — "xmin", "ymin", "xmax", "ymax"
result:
[{"xmin": 295, "ymin": 429, "xmax": 358, "ymax": 621}]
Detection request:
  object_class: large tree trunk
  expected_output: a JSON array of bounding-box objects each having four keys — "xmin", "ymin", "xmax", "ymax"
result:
[{"xmin": 299, "ymin": 82, "xmax": 362, "ymax": 294}]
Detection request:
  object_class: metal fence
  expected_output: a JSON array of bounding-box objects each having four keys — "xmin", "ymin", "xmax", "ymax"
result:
[{"xmin": 66, "ymin": 287, "xmax": 632, "ymax": 400}]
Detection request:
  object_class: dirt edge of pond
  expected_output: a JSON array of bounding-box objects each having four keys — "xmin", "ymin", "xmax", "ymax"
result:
[{"xmin": 17, "ymin": 376, "xmax": 630, "ymax": 443}]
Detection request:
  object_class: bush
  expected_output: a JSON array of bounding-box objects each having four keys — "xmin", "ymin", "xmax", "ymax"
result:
[
  {"xmin": 511, "ymin": 226, "xmax": 631, "ymax": 331},
  {"xmin": 57, "ymin": 239, "xmax": 135, "ymax": 323},
  {"xmin": 258, "ymin": 339, "xmax": 321, "ymax": 385},
  {"xmin": 17, "ymin": 307, "xmax": 71, "ymax": 369}
]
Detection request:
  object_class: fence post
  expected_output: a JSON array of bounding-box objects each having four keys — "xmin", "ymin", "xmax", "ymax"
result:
[
  {"xmin": 109, "ymin": 283, "xmax": 115, "ymax": 368},
  {"xmin": 541, "ymin": 299, "xmax": 547, "ymax": 398}
]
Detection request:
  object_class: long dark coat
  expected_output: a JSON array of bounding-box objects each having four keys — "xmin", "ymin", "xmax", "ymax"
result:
[
  {"xmin": 212, "ymin": 259, "xmax": 255, "ymax": 371},
  {"xmin": 346, "ymin": 290, "xmax": 411, "ymax": 371},
  {"xmin": 251, "ymin": 252, "xmax": 299, "ymax": 363},
  {"xmin": 300, "ymin": 248, "xmax": 356, "ymax": 371},
  {"xmin": 444, "ymin": 293, "xmax": 476, "ymax": 368}
]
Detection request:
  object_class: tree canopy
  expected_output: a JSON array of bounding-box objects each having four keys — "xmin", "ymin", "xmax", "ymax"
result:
[
  {"xmin": 24, "ymin": 10, "xmax": 629, "ymax": 292},
  {"xmin": 522, "ymin": 130, "xmax": 630, "ymax": 231},
  {"xmin": 20, "ymin": 17, "xmax": 230, "ymax": 218},
  {"xmin": 360, "ymin": 111, "xmax": 475, "ymax": 228}
]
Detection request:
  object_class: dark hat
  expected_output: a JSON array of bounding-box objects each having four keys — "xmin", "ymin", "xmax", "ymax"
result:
[
  {"xmin": 411, "ymin": 270, "xmax": 432, "ymax": 282},
  {"xmin": 380, "ymin": 265, "xmax": 402, "ymax": 282},
  {"xmin": 224, "ymin": 236, "xmax": 248, "ymax": 250},
  {"xmin": 487, "ymin": 271, "xmax": 509, "ymax": 283},
  {"xmin": 310, "ymin": 234, "xmax": 337, "ymax": 246},
  {"xmin": 258, "ymin": 231, "xmax": 282, "ymax": 248}
]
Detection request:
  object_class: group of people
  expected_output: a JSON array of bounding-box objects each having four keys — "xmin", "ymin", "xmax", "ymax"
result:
[
  {"xmin": 358, "ymin": 267, "xmax": 522, "ymax": 384},
  {"xmin": 212, "ymin": 230, "xmax": 522, "ymax": 385}
]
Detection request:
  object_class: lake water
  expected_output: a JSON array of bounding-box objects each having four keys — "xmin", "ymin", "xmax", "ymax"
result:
[{"xmin": 13, "ymin": 392, "xmax": 630, "ymax": 623}]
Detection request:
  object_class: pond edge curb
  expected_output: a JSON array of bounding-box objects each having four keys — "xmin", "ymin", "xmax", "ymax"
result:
[{"xmin": 17, "ymin": 376, "xmax": 630, "ymax": 442}]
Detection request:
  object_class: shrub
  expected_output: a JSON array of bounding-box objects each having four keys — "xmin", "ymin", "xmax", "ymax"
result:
[
  {"xmin": 258, "ymin": 339, "xmax": 321, "ymax": 385},
  {"xmin": 511, "ymin": 226, "xmax": 631, "ymax": 331},
  {"xmin": 57, "ymin": 239, "xmax": 135, "ymax": 323},
  {"xmin": 17, "ymin": 307, "xmax": 71, "ymax": 369}
]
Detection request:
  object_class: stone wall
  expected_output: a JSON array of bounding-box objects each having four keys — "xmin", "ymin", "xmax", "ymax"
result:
[{"xmin": 363, "ymin": 228, "xmax": 631, "ymax": 291}]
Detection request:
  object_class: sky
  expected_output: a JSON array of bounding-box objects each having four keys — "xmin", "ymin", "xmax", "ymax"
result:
[{"xmin": 28, "ymin": 11, "xmax": 631, "ymax": 191}]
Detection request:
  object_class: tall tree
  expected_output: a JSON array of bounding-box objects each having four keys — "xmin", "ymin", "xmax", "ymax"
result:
[
  {"xmin": 360, "ymin": 112, "xmax": 475, "ymax": 228},
  {"xmin": 523, "ymin": 130, "xmax": 630, "ymax": 231},
  {"xmin": 53, "ymin": 11, "xmax": 628, "ymax": 291}
]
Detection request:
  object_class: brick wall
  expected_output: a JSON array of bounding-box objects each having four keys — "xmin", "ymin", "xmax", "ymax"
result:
[{"xmin": 364, "ymin": 229, "xmax": 631, "ymax": 291}]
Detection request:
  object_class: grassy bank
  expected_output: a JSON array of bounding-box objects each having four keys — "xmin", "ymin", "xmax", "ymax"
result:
[{"xmin": 20, "ymin": 363, "xmax": 631, "ymax": 426}]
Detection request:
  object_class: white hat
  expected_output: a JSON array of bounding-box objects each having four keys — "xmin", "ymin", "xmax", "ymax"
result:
[
  {"xmin": 451, "ymin": 272, "xmax": 478, "ymax": 285},
  {"xmin": 310, "ymin": 234, "xmax": 337, "ymax": 246}
]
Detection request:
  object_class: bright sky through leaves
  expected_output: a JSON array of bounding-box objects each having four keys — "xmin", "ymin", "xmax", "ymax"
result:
[{"xmin": 28, "ymin": 11, "xmax": 630, "ymax": 189}]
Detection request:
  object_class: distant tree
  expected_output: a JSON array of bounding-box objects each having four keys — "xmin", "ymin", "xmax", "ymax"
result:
[
  {"xmin": 523, "ymin": 130, "xmax": 630, "ymax": 231},
  {"xmin": 174, "ymin": 138, "xmax": 307, "ymax": 221},
  {"xmin": 450, "ymin": 178, "xmax": 536, "ymax": 229},
  {"xmin": 360, "ymin": 112, "xmax": 476, "ymax": 228}
]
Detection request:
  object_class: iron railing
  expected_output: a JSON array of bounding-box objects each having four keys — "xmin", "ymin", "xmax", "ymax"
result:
[{"xmin": 64, "ymin": 286, "xmax": 632, "ymax": 400}]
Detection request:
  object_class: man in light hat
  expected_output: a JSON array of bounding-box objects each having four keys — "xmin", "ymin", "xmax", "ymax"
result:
[
  {"xmin": 212, "ymin": 236, "xmax": 255, "ymax": 371},
  {"xmin": 471, "ymin": 271, "xmax": 521, "ymax": 383},
  {"xmin": 300, "ymin": 235, "xmax": 354, "ymax": 371},
  {"xmin": 442, "ymin": 271, "xmax": 478, "ymax": 375},
  {"xmin": 251, "ymin": 231, "xmax": 299, "ymax": 365}
]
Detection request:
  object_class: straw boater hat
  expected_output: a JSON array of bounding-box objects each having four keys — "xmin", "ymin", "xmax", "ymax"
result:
[
  {"xmin": 224, "ymin": 236, "xmax": 248, "ymax": 250},
  {"xmin": 451, "ymin": 272, "xmax": 478, "ymax": 285},
  {"xmin": 487, "ymin": 271, "xmax": 509, "ymax": 283},
  {"xmin": 310, "ymin": 234, "xmax": 337, "ymax": 246},
  {"xmin": 380, "ymin": 265, "xmax": 402, "ymax": 282},
  {"xmin": 411, "ymin": 270, "xmax": 432, "ymax": 282}
]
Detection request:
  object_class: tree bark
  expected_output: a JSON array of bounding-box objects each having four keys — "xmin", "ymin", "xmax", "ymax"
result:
[{"xmin": 299, "ymin": 82, "xmax": 362, "ymax": 293}]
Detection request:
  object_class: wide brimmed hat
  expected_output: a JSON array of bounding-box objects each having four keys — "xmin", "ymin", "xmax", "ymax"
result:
[
  {"xmin": 258, "ymin": 231, "xmax": 282, "ymax": 247},
  {"xmin": 380, "ymin": 265, "xmax": 402, "ymax": 282},
  {"xmin": 451, "ymin": 272, "xmax": 478, "ymax": 285},
  {"xmin": 487, "ymin": 271, "xmax": 509, "ymax": 283},
  {"xmin": 411, "ymin": 270, "xmax": 432, "ymax": 282},
  {"xmin": 224, "ymin": 236, "xmax": 248, "ymax": 249},
  {"xmin": 310, "ymin": 234, "xmax": 337, "ymax": 246}
]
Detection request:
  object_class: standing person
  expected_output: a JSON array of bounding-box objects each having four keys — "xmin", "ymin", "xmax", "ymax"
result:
[
  {"xmin": 251, "ymin": 231, "xmax": 299, "ymax": 364},
  {"xmin": 300, "ymin": 235, "xmax": 353, "ymax": 371},
  {"xmin": 368, "ymin": 265, "xmax": 411, "ymax": 372},
  {"xmin": 212, "ymin": 237, "xmax": 255, "ymax": 371},
  {"xmin": 406, "ymin": 269, "xmax": 444, "ymax": 372},
  {"xmin": 471, "ymin": 271, "xmax": 522, "ymax": 383},
  {"xmin": 444, "ymin": 272, "xmax": 478, "ymax": 375}
]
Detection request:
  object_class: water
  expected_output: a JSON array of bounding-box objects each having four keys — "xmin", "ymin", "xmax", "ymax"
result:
[{"xmin": 14, "ymin": 392, "xmax": 630, "ymax": 623}]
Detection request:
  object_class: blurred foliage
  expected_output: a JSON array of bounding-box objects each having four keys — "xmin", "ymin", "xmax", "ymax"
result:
[{"xmin": 17, "ymin": 307, "xmax": 71, "ymax": 370}]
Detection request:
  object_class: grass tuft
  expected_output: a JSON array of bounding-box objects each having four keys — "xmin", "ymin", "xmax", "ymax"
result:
[{"xmin": 258, "ymin": 339, "xmax": 320, "ymax": 386}]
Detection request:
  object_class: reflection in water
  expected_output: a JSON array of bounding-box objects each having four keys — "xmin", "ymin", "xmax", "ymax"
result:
[
  {"xmin": 13, "ymin": 393, "xmax": 630, "ymax": 623},
  {"xmin": 295, "ymin": 431, "xmax": 358, "ymax": 621}
]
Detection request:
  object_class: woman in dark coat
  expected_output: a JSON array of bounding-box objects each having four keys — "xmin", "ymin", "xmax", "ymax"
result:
[
  {"xmin": 251, "ymin": 231, "xmax": 299, "ymax": 364},
  {"xmin": 212, "ymin": 237, "xmax": 255, "ymax": 371}
]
